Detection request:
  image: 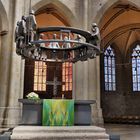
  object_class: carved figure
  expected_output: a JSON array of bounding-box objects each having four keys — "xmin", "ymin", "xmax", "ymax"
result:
[
  {"xmin": 15, "ymin": 16, "xmax": 26, "ymax": 54},
  {"xmin": 63, "ymin": 36, "xmax": 71, "ymax": 48},
  {"xmin": 25, "ymin": 10, "xmax": 37, "ymax": 42},
  {"xmin": 90, "ymin": 23, "xmax": 100, "ymax": 46},
  {"xmin": 48, "ymin": 34, "xmax": 60, "ymax": 48}
]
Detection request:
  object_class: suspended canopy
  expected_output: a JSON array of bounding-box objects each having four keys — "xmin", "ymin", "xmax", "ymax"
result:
[{"xmin": 15, "ymin": 13, "xmax": 100, "ymax": 63}]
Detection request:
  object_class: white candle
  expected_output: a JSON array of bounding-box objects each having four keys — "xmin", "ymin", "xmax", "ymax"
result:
[{"xmin": 62, "ymin": 94, "xmax": 64, "ymax": 99}]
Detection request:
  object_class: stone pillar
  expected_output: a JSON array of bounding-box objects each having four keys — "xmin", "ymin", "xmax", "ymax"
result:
[
  {"xmin": 72, "ymin": 0, "xmax": 103, "ymax": 125},
  {"xmin": 74, "ymin": 61, "xmax": 85, "ymax": 100},
  {"xmin": 88, "ymin": 57, "xmax": 103, "ymax": 125},
  {"xmin": 0, "ymin": 33, "xmax": 12, "ymax": 127},
  {"xmin": 73, "ymin": 62, "xmax": 89, "ymax": 100},
  {"xmin": 0, "ymin": 1, "xmax": 9, "ymax": 128},
  {"xmin": 83, "ymin": 61, "xmax": 89, "ymax": 100},
  {"xmin": 4, "ymin": 0, "xmax": 25, "ymax": 127},
  {"xmin": 96, "ymin": 56, "xmax": 103, "ymax": 125}
]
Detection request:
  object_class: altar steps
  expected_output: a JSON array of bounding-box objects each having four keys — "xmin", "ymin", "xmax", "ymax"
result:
[{"xmin": 11, "ymin": 126, "xmax": 109, "ymax": 140}]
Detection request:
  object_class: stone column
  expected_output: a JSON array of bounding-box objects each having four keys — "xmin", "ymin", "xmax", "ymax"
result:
[
  {"xmin": 0, "ymin": 0, "xmax": 17, "ymax": 127},
  {"xmin": 96, "ymin": 56, "xmax": 103, "ymax": 125},
  {"xmin": 73, "ymin": 0, "xmax": 103, "ymax": 125},
  {"xmin": 4, "ymin": 0, "xmax": 25, "ymax": 127},
  {"xmin": 88, "ymin": 57, "xmax": 103, "ymax": 125},
  {"xmin": 0, "ymin": 33, "xmax": 11, "ymax": 127},
  {"xmin": 74, "ymin": 61, "xmax": 84, "ymax": 100},
  {"xmin": 73, "ymin": 62, "xmax": 89, "ymax": 100},
  {"xmin": 83, "ymin": 61, "xmax": 89, "ymax": 100}
]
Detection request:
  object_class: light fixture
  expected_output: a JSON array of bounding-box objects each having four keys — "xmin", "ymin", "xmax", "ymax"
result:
[{"xmin": 15, "ymin": 11, "xmax": 100, "ymax": 63}]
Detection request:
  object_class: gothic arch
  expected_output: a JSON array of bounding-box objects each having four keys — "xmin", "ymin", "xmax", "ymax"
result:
[
  {"xmin": 123, "ymin": 41, "xmax": 140, "ymax": 95},
  {"xmin": 96, "ymin": 0, "xmax": 140, "ymax": 57},
  {"xmin": 32, "ymin": 0, "xmax": 78, "ymax": 27},
  {"xmin": 94, "ymin": 0, "xmax": 140, "ymax": 25},
  {"xmin": 125, "ymin": 40, "xmax": 140, "ymax": 62},
  {"xmin": 101, "ymin": 23, "xmax": 140, "ymax": 54}
]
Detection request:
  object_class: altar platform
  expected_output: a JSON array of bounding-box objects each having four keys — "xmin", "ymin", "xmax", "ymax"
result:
[
  {"xmin": 19, "ymin": 99, "xmax": 96, "ymax": 126},
  {"xmin": 11, "ymin": 126, "xmax": 109, "ymax": 140}
]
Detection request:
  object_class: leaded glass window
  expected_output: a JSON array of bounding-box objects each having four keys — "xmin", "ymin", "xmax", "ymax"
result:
[
  {"xmin": 132, "ymin": 44, "xmax": 140, "ymax": 91},
  {"xmin": 62, "ymin": 62, "xmax": 72, "ymax": 91},
  {"xmin": 34, "ymin": 61, "xmax": 47, "ymax": 91},
  {"xmin": 104, "ymin": 46, "xmax": 116, "ymax": 91}
]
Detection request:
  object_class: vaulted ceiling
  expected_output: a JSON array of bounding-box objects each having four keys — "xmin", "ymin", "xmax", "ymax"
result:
[
  {"xmin": 100, "ymin": 1, "xmax": 140, "ymax": 57},
  {"xmin": 35, "ymin": 3, "xmax": 69, "ymax": 27}
]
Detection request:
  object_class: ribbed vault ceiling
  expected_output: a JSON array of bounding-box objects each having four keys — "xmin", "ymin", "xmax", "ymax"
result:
[{"xmin": 100, "ymin": 1, "xmax": 140, "ymax": 56}]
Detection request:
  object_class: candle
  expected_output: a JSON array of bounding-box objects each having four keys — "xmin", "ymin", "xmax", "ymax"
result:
[{"xmin": 62, "ymin": 94, "xmax": 64, "ymax": 99}]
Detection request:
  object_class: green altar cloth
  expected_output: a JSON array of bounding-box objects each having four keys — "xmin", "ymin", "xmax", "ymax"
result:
[{"xmin": 42, "ymin": 99, "xmax": 74, "ymax": 126}]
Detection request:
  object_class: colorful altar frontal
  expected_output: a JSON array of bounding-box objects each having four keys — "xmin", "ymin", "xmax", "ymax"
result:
[{"xmin": 42, "ymin": 99, "xmax": 74, "ymax": 126}]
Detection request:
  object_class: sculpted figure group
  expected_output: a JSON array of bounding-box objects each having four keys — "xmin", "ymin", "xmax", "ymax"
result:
[
  {"xmin": 15, "ymin": 11, "xmax": 100, "ymax": 62},
  {"xmin": 15, "ymin": 10, "xmax": 37, "ymax": 55}
]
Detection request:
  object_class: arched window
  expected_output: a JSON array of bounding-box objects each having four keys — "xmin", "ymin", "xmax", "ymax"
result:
[
  {"xmin": 132, "ymin": 44, "xmax": 140, "ymax": 91},
  {"xmin": 34, "ymin": 61, "xmax": 47, "ymax": 91},
  {"xmin": 62, "ymin": 62, "xmax": 72, "ymax": 92},
  {"xmin": 104, "ymin": 46, "xmax": 116, "ymax": 91}
]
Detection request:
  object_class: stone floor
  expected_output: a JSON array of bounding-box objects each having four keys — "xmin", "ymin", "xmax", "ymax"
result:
[{"xmin": 104, "ymin": 124, "xmax": 140, "ymax": 140}]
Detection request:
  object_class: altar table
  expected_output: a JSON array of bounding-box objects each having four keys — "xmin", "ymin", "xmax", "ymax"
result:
[{"xmin": 18, "ymin": 99, "xmax": 95, "ymax": 126}]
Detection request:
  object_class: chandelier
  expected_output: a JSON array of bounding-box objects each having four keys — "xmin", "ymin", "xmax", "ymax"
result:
[{"xmin": 15, "ymin": 11, "xmax": 100, "ymax": 63}]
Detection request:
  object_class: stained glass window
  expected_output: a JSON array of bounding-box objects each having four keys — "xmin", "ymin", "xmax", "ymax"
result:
[
  {"xmin": 104, "ymin": 46, "xmax": 116, "ymax": 91},
  {"xmin": 34, "ymin": 61, "xmax": 47, "ymax": 91},
  {"xmin": 132, "ymin": 44, "xmax": 140, "ymax": 91},
  {"xmin": 62, "ymin": 62, "xmax": 72, "ymax": 91}
]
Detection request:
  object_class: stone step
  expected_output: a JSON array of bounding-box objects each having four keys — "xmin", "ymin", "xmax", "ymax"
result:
[
  {"xmin": 12, "ymin": 126, "xmax": 106, "ymax": 133},
  {"xmin": 11, "ymin": 133, "xmax": 109, "ymax": 140},
  {"xmin": 11, "ymin": 126, "xmax": 109, "ymax": 140}
]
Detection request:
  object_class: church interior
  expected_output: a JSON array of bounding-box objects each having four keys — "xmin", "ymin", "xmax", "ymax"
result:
[{"xmin": 1, "ymin": 0, "xmax": 140, "ymax": 139}]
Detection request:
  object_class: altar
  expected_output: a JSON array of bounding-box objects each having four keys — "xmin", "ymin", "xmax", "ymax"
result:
[{"xmin": 19, "ymin": 99, "xmax": 95, "ymax": 126}]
